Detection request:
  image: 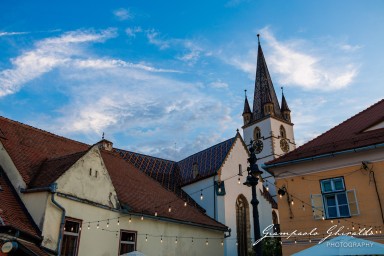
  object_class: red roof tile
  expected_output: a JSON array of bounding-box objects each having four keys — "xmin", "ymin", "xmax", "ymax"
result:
[
  {"xmin": 267, "ymin": 99, "xmax": 384, "ymax": 165},
  {"xmin": 0, "ymin": 169, "xmax": 41, "ymax": 238},
  {"xmin": 0, "ymin": 116, "xmax": 89, "ymax": 185},
  {"xmin": 102, "ymin": 151, "xmax": 227, "ymax": 230}
]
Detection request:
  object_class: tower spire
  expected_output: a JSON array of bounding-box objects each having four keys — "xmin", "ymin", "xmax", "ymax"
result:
[
  {"xmin": 242, "ymin": 89, "xmax": 252, "ymax": 125},
  {"xmin": 252, "ymin": 34, "xmax": 282, "ymax": 121},
  {"xmin": 280, "ymin": 87, "xmax": 291, "ymax": 122}
]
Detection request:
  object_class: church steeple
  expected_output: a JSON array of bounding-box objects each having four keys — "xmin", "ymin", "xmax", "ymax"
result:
[
  {"xmin": 253, "ymin": 34, "xmax": 282, "ymax": 121},
  {"xmin": 242, "ymin": 90, "xmax": 252, "ymax": 125}
]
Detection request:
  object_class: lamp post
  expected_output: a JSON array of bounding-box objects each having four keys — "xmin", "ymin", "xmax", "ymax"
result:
[{"xmin": 243, "ymin": 140, "xmax": 263, "ymax": 256}]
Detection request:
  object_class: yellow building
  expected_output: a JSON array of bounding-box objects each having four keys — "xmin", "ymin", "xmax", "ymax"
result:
[{"xmin": 263, "ymin": 99, "xmax": 384, "ymax": 255}]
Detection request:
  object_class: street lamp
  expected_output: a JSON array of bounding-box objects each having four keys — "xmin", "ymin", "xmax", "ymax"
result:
[{"xmin": 243, "ymin": 140, "xmax": 263, "ymax": 256}]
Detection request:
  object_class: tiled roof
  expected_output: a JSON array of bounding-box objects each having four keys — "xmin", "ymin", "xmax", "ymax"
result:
[
  {"xmin": 0, "ymin": 115, "xmax": 226, "ymax": 230},
  {"xmin": 113, "ymin": 149, "xmax": 180, "ymax": 192},
  {"xmin": 102, "ymin": 151, "xmax": 227, "ymax": 230},
  {"xmin": 0, "ymin": 168, "xmax": 41, "ymax": 238},
  {"xmin": 29, "ymin": 151, "xmax": 88, "ymax": 188},
  {"xmin": 267, "ymin": 99, "xmax": 384, "ymax": 165},
  {"xmin": 18, "ymin": 240, "xmax": 51, "ymax": 256},
  {"xmin": 178, "ymin": 136, "xmax": 237, "ymax": 185},
  {"xmin": 0, "ymin": 116, "xmax": 88, "ymax": 185}
]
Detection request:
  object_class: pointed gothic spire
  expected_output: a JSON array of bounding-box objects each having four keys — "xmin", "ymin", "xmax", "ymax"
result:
[
  {"xmin": 242, "ymin": 90, "xmax": 252, "ymax": 125},
  {"xmin": 243, "ymin": 90, "xmax": 252, "ymax": 115},
  {"xmin": 280, "ymin": 89, "xmax": 290, "ymax": 112},
  {"xmin": 252, "ymin": 35, "xmax": 282, "ymax": 121}
]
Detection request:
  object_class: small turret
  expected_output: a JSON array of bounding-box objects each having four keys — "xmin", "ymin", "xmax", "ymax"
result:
[
  {"xmin": 242, "ymin": 90, "xmax": 252, "ymax": 125},
  {"xmin": 263, "ymin": 91, "xmax": 275, "ymax": 117},
  {"xmin": 280, "ymin": 88, "xmax": 291, "ymax": 122}
]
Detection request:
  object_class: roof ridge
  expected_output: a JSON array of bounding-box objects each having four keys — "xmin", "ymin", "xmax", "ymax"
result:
[
  {"xmin": 44, "ymin": 150, "xmax": 89, "ymax": 162},
  {"xmin": 271, "ymin": 99, "xmax": 384, "ymax": 161},
  {"xmin": 114, "ymin": 148, "xmax": 176, "ymax": 163},
  {"xmin": 178, "ymin": 136, "xmax": 236, "ymax": 163},
  {"xmin": 0, "ymin": 115, "xmax": 88, "ymax": 147}
]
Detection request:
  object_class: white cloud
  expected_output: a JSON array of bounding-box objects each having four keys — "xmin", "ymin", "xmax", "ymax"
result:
[
  {"xmin": 0, "ymin": 29, "xmax": 117, "ymax": 97},
  {"xmin": 261, "ymin": 28, "xmax": 358, "ymax": 91},
  {"xmin": 0, "ymin": 31, "xmax": 29, "ymax": 37},
  {"xmin": 146, "ymin": 29, "xmax": 170, "ymax": 49},
  {"xmin": 113, "ymin": 8, "xmax": 133, "ymax": 21},
  {"xmin": 339, "ymin": 43, "xmax": 362, "ymax": 52},
  {"xmin": 209, "ymin": 80, "xmax": 229, "ymax": 89},
  {"xmin": 221, "ymin": 28, "xmax": 359, "ymax": 91},
  {"xmin": 125, "ymin": 27, "xmax": 142, "ymax": 37}
]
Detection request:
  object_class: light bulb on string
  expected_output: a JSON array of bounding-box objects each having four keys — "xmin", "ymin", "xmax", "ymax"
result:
[
  {"xmin": 175, "ymin": 237, "xmax": 178, "ymax": 244},
  {"xmin": 161, "ymin": 235, "xmax": 163, "ymax": 243},
  {"xmin": 352, "ymin": 223, "xmax": 354, "ymax": 230},
  {"xmin": 88, "ymin": 222, "xmax": 90, "ymax": 229},
  {"xmin": 107, "ymin": 219, "xmax": 109, "ymax": 228},
  {"xmin": 221, "ymin": 240, "xmax": 224, "ymax": 246},
  {"xmin": 155, "ymin": 211, "xmax": 158, "ymax": 216},
  {"xmin": 129, "ymin": 215, "xmax": 132, "ymax": 223},
  {"xmin": 79, "ymin": 225, "xmax": 82, "ymax": 231},
  {"xmin": 117, "ymin": 217, "xmax": 120, "ymax": 226},
  {"xmin": 291, "ymin": 199, "xmax": 294, "ymax": 205},
  {"xmin": 322, "ymin": 214, "xmax": 325, "ymax": 220},
  {"xmin": 184, "ymin": 201, "xmax": 187, "ymax": 207},
  {"xmin": 279, "ymin": 194, "xmax": 282, "ymax": 199},
  {"xmin": 200, "ymin": 190, "xmax": 204, "ymax": 200},
  {"xmin": 302, "ymin": 204, "xmax": 305, "ymax": 211},
  {"xmin": 236, "ymin": 241, "xmax": 238, "ymax": 246},
  {"xmin": 168, "ymin": 205, "xmax": 172, "ymax": 213},
  {"xmin": 294, "ymin": 238, "xmax": 297, "ymax": 244},
  {"xmin": 141, "ymin": 214, "xmax": 144, "ymax": 221},
  {"xmin": 145, "ymin": 234, "xmax": 148, "ymax": 242},
  {"xmin": 97, "ymin": 221, "xmax": 100, "ymax": 229},
  {"xmin": 192, "ymin": 237, "xmax": 194, "ymax": 243},
  {"xmin": 266, "ymin": 184, "xmax": 269, "ymax": 191},
  {"xmin": 237, "ymin": 177, "xmax": 241, "ymax": 184},
  {"xmin": 218, "ymin": 187, "xmax": 222, "ymax": 193},
  {"xmin": 205, "ymin": 238, "xmax": 208, "ymax": 246}
]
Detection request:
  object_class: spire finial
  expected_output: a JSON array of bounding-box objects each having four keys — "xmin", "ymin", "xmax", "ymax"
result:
[
  {"xmin": 257, "ymin": 34, "xmax": 260, "ymax": 44},
  {"xmin": 281, "ymin": 86, "xmax": 284, "ymax": 95},
  {"xmin": 244, "ymin": 89, "xmax": 247, "ymax": 97},
  {"xmin": 102, "ymin": 132, "xmax": 104, "ymax": 140}
]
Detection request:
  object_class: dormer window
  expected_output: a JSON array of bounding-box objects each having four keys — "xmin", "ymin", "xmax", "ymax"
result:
[{"xmin": 192, "ymin": 163, "xmax": 199, "ymax": 179}]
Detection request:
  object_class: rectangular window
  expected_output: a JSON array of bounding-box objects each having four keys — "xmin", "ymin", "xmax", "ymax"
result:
[
  {"xmin": 61, "ymin": 218, "xmax": 82, "ymax": 256},
  {"xmin": 311, "ymin": 177, "xmax": 359, "ymax": 219},
  {"xmin": 119, "ymin": 231, "xmax": 137, "ymax": 255}
]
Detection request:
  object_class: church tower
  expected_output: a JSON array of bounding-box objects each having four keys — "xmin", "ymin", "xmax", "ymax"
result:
[{"xmin": 242, "ymin": 35, "xmax": 296, "ymax": 168}]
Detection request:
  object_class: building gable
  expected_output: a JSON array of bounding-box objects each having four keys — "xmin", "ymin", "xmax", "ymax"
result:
[{"xmin": 55, "ymin": 146, "xmax": 119, "ymax": 209}]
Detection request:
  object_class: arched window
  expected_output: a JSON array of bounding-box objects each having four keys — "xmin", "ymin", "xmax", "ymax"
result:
[
  {"xmin": 236, "ymin": 195, "xmax": 250, "ymax": 256},
  {"xmin": 280, "ymin": 125, "xmax": 286, "ymax": 138},
  {"xmin": 253, "ymin": 127, "xmax": 261, "ymax": 140}
]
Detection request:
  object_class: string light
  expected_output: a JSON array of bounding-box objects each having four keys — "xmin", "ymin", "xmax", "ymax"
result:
[
  {"xmin": 107, "ymin": 219, "xmax": 109, "ymax": 228},
  {"xmin": 331, "ymin": 220, "xmax": 333, "ymax": 224},
  {"xmin": 205, "ymin": 238, "xmax": 208, "ymax": 246},
  {"xmin": 200, "ymin": 190, "xmax": 204, "ymax": 200},
  {"xmin": 117, "ymin": 217, "xmax": 120, "ymax": 226},
  {"xmin": 279, "ymin": 194, "xmax": 282, "ymax": 199},
  {"xmin": 184, "ymin": 201, "xmax": 187, "ymax": 207},
  {"xmin": 155, "ymin": 211, "xmax": 158, "ymax": 216},
  {"xmin": 192, "ymin": 237, "xmax": 194, "ymax": 243},
  {"xmin": 88, "ymin": 222, "xmax": 90, "ymax": 229},
  {"xmin": 236, "ymin": 241, "xmax": 238, "ymax": 246},
  {"xmin": 322, "ymin": 214, "xmax": 325, "ymax": 220},
  {"xmin": 168, "ymin": 205, "xmax": 172, "ymax": 213},
  {"xmin": 221, "ymin": 240, "xmax": 224, "ymax": 246},
  {"xmin": 129, "ymin": 215, "xmax": 132, "ymax": 223},
  {"xmin": 141, "ymin": 214, "xmax": 144, "ymax": 221},
  {"xmin": 294, "ymin": 238, "xmax": 297, "ymax": 244},
  {"xmin": 302, "ymin": 204, "xmax": 305, "ymax": 211},
  {"xmin": 145, "ymin": 234, "xmax": 148, "ymax": 242},
  {"xmin": 237, "ymin": 177, "xmax": 241, "ymax": 184},
  {"xmin": 161, "ymin": 235, "xmax": 163, "ymax": 243},
  {"xmin": 352, "ymin": 223, "xmax": 354, "ymax": 230},
  {"xmin": 79, "ymin": 226, "xmax": 82, "ymax": 231},
  {"xmin": 266, "ymin": 184, "xmax": 269, "ymax": 191},
  {"xmin": 175, "ymin": 237, "xmax": 178, "ymax": 244},
  {"xmin": 291, "ymin": 199, "xmax": 294, "ymax": 205},
  {"xmin": 218, "ymin": 187, "xmax": 222, "ymax": 193},
  {"xmin": 97, "ymin": 221, "xmax": 100, "ymax": 229}
]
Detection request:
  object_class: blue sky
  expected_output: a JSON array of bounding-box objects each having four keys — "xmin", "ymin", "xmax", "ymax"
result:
[{"xmin": 1, "ymin": 0, "xmax": 383, "ymax": 160}]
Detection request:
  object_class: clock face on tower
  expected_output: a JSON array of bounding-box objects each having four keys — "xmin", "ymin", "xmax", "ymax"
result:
[
  {"xmin": 280, "ymin": 138, "xmax": 290, "ymax": 153},
  {"xmin": 253, "ymin": 139, "xmax": 263, "ymax": 154}
]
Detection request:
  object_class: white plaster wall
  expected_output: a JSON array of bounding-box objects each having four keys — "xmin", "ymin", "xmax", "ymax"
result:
[
  {"xmin": 215, "ymin": 137, "xmax": 273, "ymax": 256},
  {"xmin": 55, "ymin": 146, "xmax": 119, "ymax": 208},
  {"xmin": 22, "ymin": 192, "xmax": 49, "ymax": 229},
  {"xmin": 43, "ymin": 195, "xmax": 224, "ymax": 256},
  {"xmin": 182, "ymin": 178, "xmax": 215, "ymax": 218}
]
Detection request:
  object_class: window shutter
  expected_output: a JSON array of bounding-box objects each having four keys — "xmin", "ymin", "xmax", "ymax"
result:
[
  {"xmin": 347, "ymin": 189, "xmax": 359, "ymax": 216},
  {"xmin": 311, "ymin": 194, "xmax": 324, "ymax": 220}
]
